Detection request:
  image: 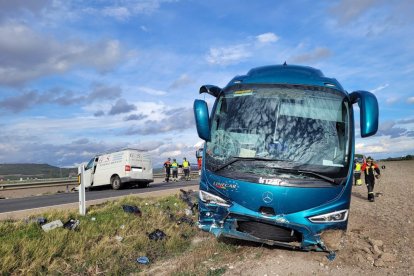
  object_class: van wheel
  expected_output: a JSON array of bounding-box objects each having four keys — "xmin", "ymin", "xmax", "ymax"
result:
[{"xmin": 111, "ymin": 176, "xmax": 122, "ymax": 190}]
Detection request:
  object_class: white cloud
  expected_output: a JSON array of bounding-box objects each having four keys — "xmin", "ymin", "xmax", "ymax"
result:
[
  {"xmin": 256, "ymin": 32, "xmax": 279, "ymax": 43},
  {"xmin": 206, "ymin": 44, "xmax": 251, "ymax": 65},
  {"xmin": 138, "ymin": 86, "xmax": 167, "ymax": 96},
  {"xmin": 386, "ymin": 97, "xmax": 398, "ymax": 104},
  {"xmin": 102, "ymin": 6, "xmax": 131, "ymax": 21},
  {"xmin": 407, "ymin": 96, "xmax": 414, "ymax": 104},
  {"xmin": 370, "ymin": 83, "xmax": 389, "ymax": 94},
  {"xmin": 169, "ymin": 74, "xmax": 194, "ymax": 89}
]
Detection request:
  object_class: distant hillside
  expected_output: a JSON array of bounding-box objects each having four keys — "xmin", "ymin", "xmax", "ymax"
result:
[
  {"xmin": 0, "ymin": 163, "xmax": 77, "ymax": 180},
  {"xmin": 379, "ymin": 155, "xmax": 413, "ymax": 162}
]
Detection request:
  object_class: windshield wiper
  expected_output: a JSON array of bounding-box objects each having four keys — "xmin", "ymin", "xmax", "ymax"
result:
[
  {"xmin": 269, "ymin": 167, "xmax": 338, "ymax": 185},
  {"xmin": 213, "ymin": 157, "xmax": 286, "ymax": 172}
]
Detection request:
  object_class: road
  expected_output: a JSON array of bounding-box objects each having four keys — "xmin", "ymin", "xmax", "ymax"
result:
[{"xmin": 0, "ymin": 180, "xmax": 198, "ymax": 214}]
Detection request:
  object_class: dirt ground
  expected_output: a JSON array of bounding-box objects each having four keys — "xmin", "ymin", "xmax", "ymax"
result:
[{"xmin": 146, "ymin": 160, "xmax": 413, "ymax": 275}]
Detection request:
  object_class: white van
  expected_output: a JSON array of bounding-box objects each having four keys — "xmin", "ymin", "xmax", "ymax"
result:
[{"xmin": 82, "ymin": 149, "xmax": 153, "ymax": 190}]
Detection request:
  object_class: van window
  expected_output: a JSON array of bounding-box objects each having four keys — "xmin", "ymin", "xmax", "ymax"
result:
[{"xmin": 85, "ymin": 158, "xmax": 94, "ymax": 171}]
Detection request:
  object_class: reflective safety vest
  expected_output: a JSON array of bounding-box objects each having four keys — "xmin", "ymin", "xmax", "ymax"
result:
[
  {"xmin": 171, "ymin": 162, "xmax": 178, "ymax": 169},
  {"xmin": 355, "ymin": 163, "xmax": 361, "ymax": 172},
  {"xmin": 182, "ymin": 160, "xmax": 190, "ymax": 168}
]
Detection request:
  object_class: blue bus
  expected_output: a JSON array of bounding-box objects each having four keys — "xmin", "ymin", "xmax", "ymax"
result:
[{"xmin": 193, "ymin": 64, "xmax": 378, "ymax": 255}]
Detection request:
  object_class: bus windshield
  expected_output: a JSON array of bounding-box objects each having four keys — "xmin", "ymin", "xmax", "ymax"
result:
[{"xmin": 205, "ymin": 84, "xmax": 351, "ymax": 182}]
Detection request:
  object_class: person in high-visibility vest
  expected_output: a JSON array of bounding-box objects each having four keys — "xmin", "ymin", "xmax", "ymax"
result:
[
  {"xmin": 182, "ymin": 157, "xmax": 191, "ymax": 181},
  {"xmin": 163, "ymin": 158, "xmax": 171, "ymax": 182},
  {"xmin": 354, "ymin": 159, "xmax": 362, "ymax": 186},
  {"xmin": 171, "ymin": 159, "xmax": 179, "ymax": 182},
  {"xmin": 361, "ymin": 157, "xmax": 381, "ymax": 202}
]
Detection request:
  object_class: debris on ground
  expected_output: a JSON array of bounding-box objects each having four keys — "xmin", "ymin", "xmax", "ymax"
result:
[
  {"xmin": 148, "ymin": 229, "xmax": 167, "ymax": 241},
  {"xmin": 136, "ymin": 256, "xmax": 150, "ymax": 265},
  {"xmin": 185, "ymin": 208, "xmax": 193, "ymax": 216},
  {"xmin": 41, "ymin": 220, "xmax": 63, "ymax": 232},
  {"xmin": 120, "ymin": 224, "xmax": 125, "ymax": 229},
  {"xmin": 177, "ymin": 216, "xmax": 194, "ymax": 226},
  {"xmin": 179, "ymin": 189, "xmax": 198, "ymax": 212},
  {"xmin": 115, "ymin": 235, "xmax": 123, "ymax": 242},
  {"xmin": 122, "ymin": 204, "xmax": 142, "ymax": 216},
  {"xmin": 91, "ymin": 217, "xmax": 96, "ymax": 221},
  {"xmin": 63, "ymin": 218, "xmax": 80, "ymax": 231},
  {"xmin": 25, "ymin": 217, "xmax": 47, "ymax": 225}
]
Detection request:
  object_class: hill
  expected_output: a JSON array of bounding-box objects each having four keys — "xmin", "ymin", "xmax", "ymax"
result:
[{"xmin": 0, "ymin": 163, "xmax": 77, "ymax": 180}]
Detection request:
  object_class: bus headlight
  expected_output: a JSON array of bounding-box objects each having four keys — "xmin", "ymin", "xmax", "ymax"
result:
[
  {"xmin": 199, "ymin": 190, "xmax": 231, "ymax": 207},
  {"xmin": 309, "ymin": 210, "xmax": 348, "ymax": 223}
]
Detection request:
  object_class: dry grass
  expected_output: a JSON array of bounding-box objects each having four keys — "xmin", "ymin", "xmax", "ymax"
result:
[{"xmin": 0, "ymin": 194, "xmax": 212, "ymax": 275}]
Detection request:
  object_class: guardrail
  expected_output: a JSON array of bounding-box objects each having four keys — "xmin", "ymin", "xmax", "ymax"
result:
[{"xmin": 0, "ymin": 171, "xmax": 200, "ymax": 191}]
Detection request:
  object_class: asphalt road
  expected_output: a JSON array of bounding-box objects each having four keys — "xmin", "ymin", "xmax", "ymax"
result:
[{"xmin": 0, "ymin": 180, "xmax": 198, "ymax": 213}]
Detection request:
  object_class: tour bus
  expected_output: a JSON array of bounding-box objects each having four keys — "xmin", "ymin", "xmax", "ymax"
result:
[
  {"xmin": 82, "ymin": 149, "xmax": 153, "ymax": 190},
  {"xmin": 193, "ymin": 64, "xmax": 379, "ymax": 255}
]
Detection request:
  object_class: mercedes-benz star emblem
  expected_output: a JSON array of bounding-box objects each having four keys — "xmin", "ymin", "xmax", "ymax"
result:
[{"xmin": 262, "ymin": 191, "xmax": 273, "ymax": 204}]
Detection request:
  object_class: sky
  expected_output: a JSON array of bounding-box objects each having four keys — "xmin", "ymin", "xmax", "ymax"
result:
[{"xmin": 0, "ymin": 0, "xmax": 413, "ymax": 168}]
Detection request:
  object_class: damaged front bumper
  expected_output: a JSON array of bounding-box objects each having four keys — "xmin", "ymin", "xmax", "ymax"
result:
[{"xmin": 198, "ymin": 191, "xmax": 347, "ymax": 255}]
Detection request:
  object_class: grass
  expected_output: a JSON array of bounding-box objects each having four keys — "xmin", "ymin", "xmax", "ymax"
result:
[{"xmin": 0, "ymin": 193, "xmax": 247, "ymax": 275}]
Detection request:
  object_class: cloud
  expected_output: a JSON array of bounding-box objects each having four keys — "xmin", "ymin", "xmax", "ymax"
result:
[
  {"xmin": 206, "ymin": 44, "xmax": 251, "ymax": 65},
  {"xmin": 291, "ymin": 47, "xmax": 332, "ymax": 63},
  {"xmin": 370, "ymin": 84, "xmax": 389, "ymax": 94},
  {"xmin": 83, "ymin": 0, "xmax": 172, "ymax": 21},
  {"xmin": 0, "ymin": 0, "xmax": 51, "ymax": 17},
  {"xmin": 0, "ymin": 84, "xmax": 122, "ymax": 113},
  {"xmin": 0, "ymin": 22, "xmax": 125, "ymax": 86},
  {"xmin": 330, "ymin": 0, "xmax": 379, "ymax": 25},
  {"xmin": 386, "ymin": 97, "xmax": 398, "ymax": 104},
  {"xmin": 94, "ymin": 110, "xmax": 105, "ymax": 117},
  {"xmin": 375, "ymin": 120, "xmax": 414, "ymax": 138},
  {"xmin": 407, "ymin": 96, "xmax": 414, "ymax": 104},
  {"xmin": 88, "ymin": 85, "xmax": 122, "ymax": 101},
  {"xmin": 108, "ymin": 99, "xmax": 137, "ymax": 115},
  {"xmin": 102, "ymin": 6, "xmax": 131, "ymax": 21},
  {"xmin": 138, "ymin": 87, "xmax": 167, "ymax": 96},
  {"xmin": 256, "ymin": 32, "xmax": 279, "ymax": 43},
  {"xmin": 397, "ymin": 118, "xmax": 414, "ymax": 124},
  {"xmin": 124, "ymin": 107, "xmax": 194, "ymax": 135},
  {"xmin": 124, "ymin": 114, "xmax": 148, "ymax": 121},
  {"xmin": 168, "ymin": 74, "xmax": 194, "ymax": 90}
]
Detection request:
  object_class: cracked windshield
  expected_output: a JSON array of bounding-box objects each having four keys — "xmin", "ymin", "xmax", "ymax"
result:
[{"xmin": 205, "ymin": 85, "xmax": 350, "ymax": 180}]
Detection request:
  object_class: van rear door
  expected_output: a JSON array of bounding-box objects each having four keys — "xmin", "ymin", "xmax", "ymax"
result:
[{"xmin": 128, "ymin": 151, "xmax": 153, "ymax": 181}]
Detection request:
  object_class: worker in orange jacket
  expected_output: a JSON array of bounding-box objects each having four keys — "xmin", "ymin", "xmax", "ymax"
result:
[{"xmin": 361, "ymin": 157, "xmax": 381, "ymax": 202}]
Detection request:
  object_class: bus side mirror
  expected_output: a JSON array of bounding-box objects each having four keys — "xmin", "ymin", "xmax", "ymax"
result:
[
  {"xmin": 350, "ymin": 90, "xmax": 379, "ymax": 138},
  {"xmin": 194, "ymin": 99, "xmax": 211, "ymax": 141}
]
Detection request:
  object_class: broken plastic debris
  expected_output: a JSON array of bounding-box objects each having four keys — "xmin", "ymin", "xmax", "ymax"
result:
[
  {"xmin": 326, "ymin": 251, "xmax": 336, "ymax": 261},
  {"xmin": 25, "ymin": 217, "xmax": 47, "ymax": 225},
  {"xmin": 63, "ymin": 218, "xmax": 80, "ymax": 231},
  {"xmin": 136, "ymin": 256, "xmax": 150, "ymax": 264},
  {"xmin": 91, "ymin": 217, "xmax": 96, "ymax": 221},
  {"xmin": 42, "ymin": 220, "xmax": 63, "ymax": 232},
  {"xmin": 177, "ymin": 216, "xmax": 194, "ymax": 226},
  {"xmin": 120, "ymin": 225, "xmax": 125, "ymax": 229},
  {"xmin": 179, "ymin": 189, "xmax": 199, "ymax": 212},
  {"xmin": 185, "ymin": 208, "xmax": 193, "ymax": 216},
  {"xmin": 148, "ymin": 229, "xmax": 167, "ymax": 241},
  {"xmin": 122, "ymin": 204, "xmax": 142, "ymax": 216},
  {"xmin": 115, "ymin": 235, "xmax": 123, "ymax": 242}
]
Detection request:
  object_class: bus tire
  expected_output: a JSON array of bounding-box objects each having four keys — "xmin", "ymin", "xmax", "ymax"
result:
[{"xmin": 111, "ymin": 175, "xmax": 122, "ymax": 190}]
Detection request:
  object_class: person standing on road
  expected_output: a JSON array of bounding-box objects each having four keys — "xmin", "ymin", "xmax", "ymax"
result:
[
  {"xmin": 163, "ymin": 158, "xmax": 172, "ymax": 182},
  {"xmin": 361, "ymin": 157, "xmax": 381, "ymax": 202},
  {"xmin": 182, "ymin": 157, "xmax": 191, "ymax": 181},
  {"xmin": 171, "ymin": 158, "xmax": 179, "ymax": 182},
  {"xmin": 354, "ymin": 159, "xmax": 362, "ymax": 186}
]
